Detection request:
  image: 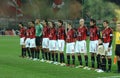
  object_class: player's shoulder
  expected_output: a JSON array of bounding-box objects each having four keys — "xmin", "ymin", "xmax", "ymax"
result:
[{"xmin": 108, "ymin": 27, "xmax": 113, "ymax": 31}]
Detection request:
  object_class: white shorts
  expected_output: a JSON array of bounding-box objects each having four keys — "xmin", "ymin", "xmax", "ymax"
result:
[
  {"xmin": 75, "ymin": 40, "xmax": 87, "ymax": 53},
  {"xmin": 30, "ymin": 38, "xmax": 36, "ymax": 48},
  {"xmin": 66, "ymin": 42, "xmax": 75, "ymax": 54},
  {"xmin": 103, "ymin": 43, "xmax": 112, "ymax": 56},
  {"xmin": 20, "ymin": 37, "xmax": 25, "ymax": 45},
  {"xmin": 89, "ymin": 40, "xmax": 98, "ymax": 53},
  {"xmin": 57, "ymin": 40, "xmax": 65, "ymax": 52},
  {"xmin": 42, "ymin": 38, "xmax": 49, "ymax": 49},
  {"xmin": 25, "ymin": 38, "xmax": 30, "ymax": 48},
  {"xmin": 49, "ymin": 40, "xmax": 58, "ymax": 51}
]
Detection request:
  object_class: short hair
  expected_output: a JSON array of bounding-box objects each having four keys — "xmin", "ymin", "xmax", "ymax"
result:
[
  {"xmin": 31, "ymin": 21, "xmax": 35, "ymax": 24},
  {"xmin": 58, "ymin": 20, "xmax": 63, "ymax": 25},
  {"xmin": 79, "ymin": 18, "xmax": 84, "ymax": 22},
  {"xmin": 67, "ymin": 22, "xmax": 73, "ymax": 27},
  {"xmin": 51, "ymin": 21, "xmax": 56, "ymax": 28},
  {"xmin": 90, "ymin": 19, "xmax": 96, "ymax": 24},
  {"xmin": 103, "ymin": 20, "xmax": 109, "ymax": 24},
  {"xmin": 19, "ymin": 22, "xmax": 23, "ymax": 26},
  {"xmin": 44, "ymin": 19, "xmax": 48, "ymax": 26}
]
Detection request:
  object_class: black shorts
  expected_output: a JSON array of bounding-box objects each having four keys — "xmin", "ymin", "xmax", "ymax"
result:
[
  {"xmin": 35, "ymin": 36, "xmax": 42, "ymax": 46},
  {"xmin": 115, "ymin": 44, "xmax": 120, "ymax": 56}
]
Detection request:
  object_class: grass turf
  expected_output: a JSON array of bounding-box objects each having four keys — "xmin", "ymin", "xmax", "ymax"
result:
[{"xmin": 0, "ymin": 36, "xmax": 120, "ymax": 78}]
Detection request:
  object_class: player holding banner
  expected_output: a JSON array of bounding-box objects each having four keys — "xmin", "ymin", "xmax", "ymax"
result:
[
  {"xmin": 66, "ymin": 22, "xmax": 76, "ymax": 67},
  {"xmin": 57, "ymin": 20, "xmax": 66, "ymax": 66},
  {"xmin": 75, "ymin": 19, "xmax": 89, "ymax": 69},
  {"xmin": 102, "ymin": 20, "xmax": 113, "ymax": 72}
]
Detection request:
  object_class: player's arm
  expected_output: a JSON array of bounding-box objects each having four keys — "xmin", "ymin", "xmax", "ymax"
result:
[
  {"xmin": 108, "ymin": 30, "xmax": 113, "ymax": 48},
  {"xmin": 97, "ymin": 28, "xmax": 101, "ymax": 39}
]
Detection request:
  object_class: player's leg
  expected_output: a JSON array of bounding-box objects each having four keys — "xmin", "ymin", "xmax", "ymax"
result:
[
  {"xmin": 101, "ymin": 55, "xmax": 106, "ymax": 71},
  {"xmin": 91, "ymin": 53, "xmax": 95, "ymax": 68},
  {"xmin": 58, "ymin": 40, "xmax": 65, "ymax": 65},
  {"xmin": 71, "ymin": 42, "xmax": 75, "ymax": 67},
  {"xmin": 90, "ymin": 41, "xmax": 98, "ymax": 68},
  {"xmin": 30, "ymin": 38, "xmax": 36, "ymax": 60},
  {"xmin": 115, "ymin": 45, "xmax": 120, "ymax": 73},
  {"xmin": 117, "ymin": 56, "xmax": 120, "ymax": 73},
  {"xmin": 77, "ymin": 53, "xmax": 82, "ymax": 66},
  {"xmin": 96, "ymin": 54, "xmax": 101, "ymax": 69},
  {"xmin": 25, "ymin": 38, "xmax": 31, "ymax": 58},
  {"xmin": 66, "ymin": 43, "xmax": 70, "ymax": 66},
  {"xmin": 107, "ymin": 56, "xmax": 112, "ymax": 72},
  {"xmin": 105, "ymin": 43, "xmax": 112, "ymax": 72},
  {"xmin": 75, "ymin": 41, "xmax": 83, "ymax": 67}
]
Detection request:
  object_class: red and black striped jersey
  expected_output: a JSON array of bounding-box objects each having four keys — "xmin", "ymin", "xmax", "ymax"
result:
[
  {"xmin": 77, "ymin": 26, "xmax": 87, "ymax": 41},
  {"xmin": 49, "ymin": 27, "xmax": 57, "ymax": 40},
  {"xmin": 102, "ymin": 27, "xmax": 113, "ymax": 43},
  {"xmin": 19, "ymin": 27, "xmax": 25, "ymax": 38},
  {"xmin": 29, "ymin": 27, "xmax": 35, "ymax": 38},
  {"xmin": 25, "ymin": 28, "xmax": 30, "ymax": 38},
  {"xmin": 66, "ymin": 29, "xmax": 76, "ymax": 43},
  {"xmin": 57, "ymin": 26, "xmax": 66, "ymax": 40},
  {"xmin": 43, "ymin": 26, "xmax": 50, "ymax": 38},
  {"xmin": 90, "ymin": 26, "xmax": 99, "ymax": 40}
]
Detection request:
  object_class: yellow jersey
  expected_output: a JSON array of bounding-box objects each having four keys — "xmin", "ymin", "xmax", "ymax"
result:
[{"xmin": 115, "ymin": 32, "xmax": 120, "ymax": 44}]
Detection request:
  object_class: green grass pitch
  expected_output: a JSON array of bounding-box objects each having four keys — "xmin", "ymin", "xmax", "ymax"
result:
[{"xmin": 0, "ymin": 36, "xmax": 120, "ymax": 78}]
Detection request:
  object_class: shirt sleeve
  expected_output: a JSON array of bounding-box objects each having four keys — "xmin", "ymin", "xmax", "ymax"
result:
[{"xmin": 108, "ymin": 30, "xmax": 113, "ymax": 47}]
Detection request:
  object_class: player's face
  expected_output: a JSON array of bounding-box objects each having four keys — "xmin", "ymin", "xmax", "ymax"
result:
[
  {"xmin": 90, "ymin": 21, "xmax": 94, "ymax": 26},
  {"xmin": 79, "ymin": 19, "xmax": 84, "ymax": 25},
  {"xmin": 42, "ymin": 20, "xmax": 46, "ymax": 26},
  {"xmin": 103, "ymin": 22, "xmax": 108, "ymax": 28},
  {"xmin": 67, "ymin": 24, "xmax": 71, "ymax": 29},
  {"xmin": 49, "ymin": 22, "xmax": 53, "ymax": 28},
  {"xmin": 58, "ymin": 22, "xmax": 62, "ymax": 27},
  {"xmin": 35, "ymin": 19, "xmax": 40, "ymax": 24},
  {"xmin": 18, "ymin": 24, "xmax": 22, "ymax": 28},
  {"xmin": 30, "ymin": 22, "xmax": 34, "ymax": 27}
]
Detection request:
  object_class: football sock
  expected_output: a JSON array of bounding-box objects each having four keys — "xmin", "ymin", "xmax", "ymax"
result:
[
  {"xmin": 91, "ymin": 55, "xmax": 95, "ymax": 68},
  {"xmin": 96, "ymin": 54, "xmax": 101, "ymax": 69},
  {"xmin": 101, "ymin": 56, "xmax": 106, "ymax": 71},
  {"xmin": 67, "ymin": 55, "xmax": 70, "ymax": 64},
  {"xmin": 23, "ymin": 48, "xmax": 26, "ymax": 57},
  {"xmin": 108, "ymin": 58, "xmax": 112, "ymax": 71},
  {"xmin": 21, "ymin": 48, "xmax": 24, "ymax": 57},
  {"xmin": 62, "ymin": 53, "xmax": 65, "ymax": 63},
  {"xmin": 45, "ymin": 52, "xmax": 48, "ymax": 60},
  {"xmin": 60, "ymin": 53, "xmax": 62, "ymax": 63},
  {"xmin": 78, "ymin": 55, "xmax": 82, "ymax": 65},
  {"xmin": 37, "ymin": 50, "xmax": 40, "ymax": 59},
  {"xmin": 118, "ymin": 61, "xmax": 120, "ymax": 72},
  {"xmin": 27, "ymin": 48, "xmax": 31, "ymax": 57},
  {"xmin": 41, "ymin": 49, "xmax": 45, "ymax": 59},
  {"xmin": 72, "ymin": 55, "xmax": 75, "ymax": 65},
  {"xmin": 85, "ymin": 55, "xmax": 88, "ymax": 66},
  {"xmin": 48, "ymin": 52, "xmax": 51, "ymax": 60},
  {"xmin": 55, "ymin": 53, "xmax": 58, "ymax": 62},
  {"xmin": 30, "ymin": 48, "xmax": 35, "ymax": 59},
  {"xmin": 52, "ymin": 52, "xmax": 54, "ymax": 61}
]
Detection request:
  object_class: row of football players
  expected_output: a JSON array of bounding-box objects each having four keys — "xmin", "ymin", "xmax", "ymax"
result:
[{"xmin": 19, "ymin": 18, "xmax": 113, "ymax": 73}]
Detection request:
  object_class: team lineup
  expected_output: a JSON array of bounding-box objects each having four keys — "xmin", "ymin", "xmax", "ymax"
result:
[{"xmin": 18, "ymin": 18, "xmax": 120, "ymax": 73}]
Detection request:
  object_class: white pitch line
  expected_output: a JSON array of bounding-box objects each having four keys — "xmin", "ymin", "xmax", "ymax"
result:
[{"xmin": 97, "ymin": 76, "xmax": 120, "ymax": 78}]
